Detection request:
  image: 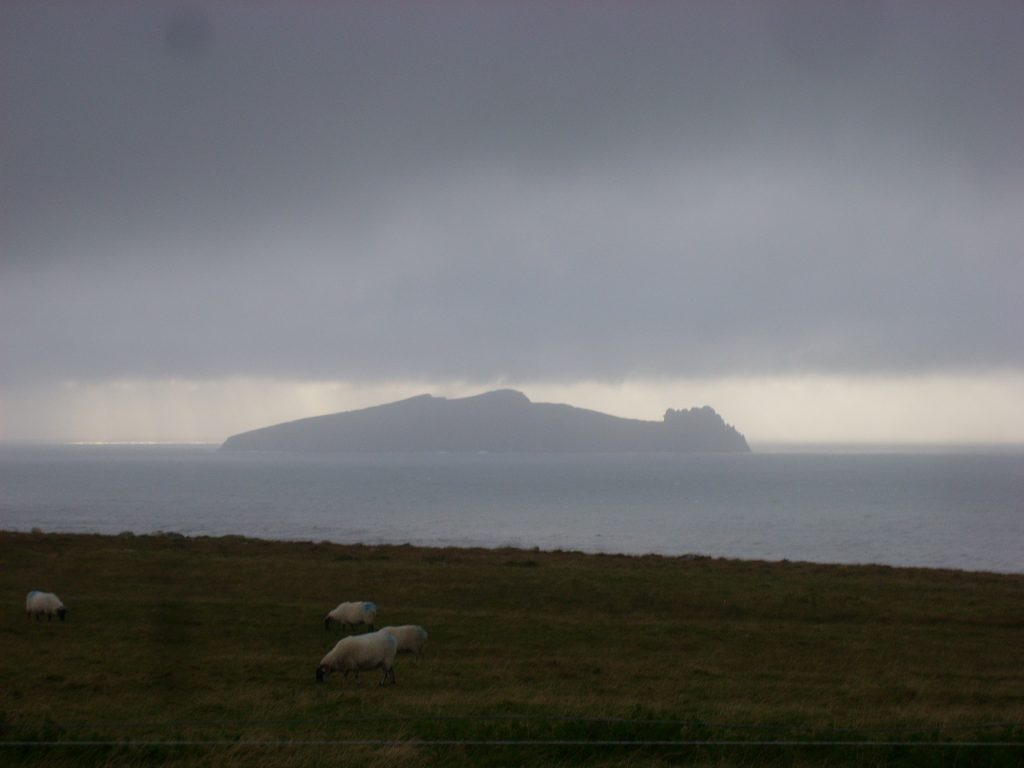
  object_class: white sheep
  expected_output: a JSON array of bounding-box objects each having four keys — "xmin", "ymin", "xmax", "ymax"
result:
[
  {"xmin": 381, "ymin": 625, "xmax": 428, "ymax": 657},
  {"xmin": 25, "ymin": 591, "xmax": 67, "ymax": 621},
  {"xmin": 324, "ymin": 600, "xmax": 377, "ymax": 632},
  {"xmin": 316, "ymin": 630, "xmax": 397, "ymax": 686}
]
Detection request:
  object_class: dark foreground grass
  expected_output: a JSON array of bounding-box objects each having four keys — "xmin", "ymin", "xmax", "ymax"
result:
[{"xmin": 1, "ymin": 531, "xmax": 1022, "ymax": 766}]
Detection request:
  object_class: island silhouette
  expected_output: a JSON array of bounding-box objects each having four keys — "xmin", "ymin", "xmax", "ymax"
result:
[{"xmin": 220, "ymin": 389, "xmax": 750, "ymax": 453}]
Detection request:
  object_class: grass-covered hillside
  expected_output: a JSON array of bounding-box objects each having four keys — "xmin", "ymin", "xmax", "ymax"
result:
[{"xmin": 1, "ymin": 531, "xmax": 1022, "ymax": 766}]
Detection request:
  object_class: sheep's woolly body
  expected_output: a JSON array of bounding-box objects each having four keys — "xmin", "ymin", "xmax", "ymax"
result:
[
  {"xmin": 324, "ymin": 600, "xmax": 377, "ymax": 631},
  {"xmin": 316, "ymin": 630, "xmax": 397, "ymax": 685},
  {"xmin": 25, "ymin": 591, "xmax": 67, "ymax": 621},
  {"xmin": 381, "ymin": 625, "xmax": 428, "ymax": 656}
]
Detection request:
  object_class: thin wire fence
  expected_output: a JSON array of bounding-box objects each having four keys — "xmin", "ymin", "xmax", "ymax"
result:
[
  {"xmin": 13, "ymin": 714, "xmax": 1024, "ymax": 732},
  {"xmin": 3, "ymin": 739, "xmax": 1024, "ymax": 748},
  {"xmin": 5, "ymin": 714, "xmax": 1022, "ymax": 749}
]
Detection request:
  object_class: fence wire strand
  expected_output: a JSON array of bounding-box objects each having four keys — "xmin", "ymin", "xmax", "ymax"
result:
[
  {"xmin": 4, "ymin": 714, "xmax": 1022, "ymax": 749},
  {"xmin": 16, "ymin": 716, "xmax": 1024, "ymax": 733},
  {"xmin": 3, "ymin": 739, "xmax": 1024, "ymax": 749},
  {"xmin": 13, "ymin": 714, "xmax": 1024, "ymax": 734}
]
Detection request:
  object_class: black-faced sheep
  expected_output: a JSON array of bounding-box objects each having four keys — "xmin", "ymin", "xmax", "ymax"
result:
[
  {"xmin": 324, "ymin": 600, "xmax": 377, "ymax": 632},
  {"xmin": 25, "ymin": 591, "xmax": 67, "ymax": 621},
  {"xmin": 381, "ymin": 625, "xmax": 428, "ymax": 657},
  {"xmin": 316, "ymin": 630, "xmax": 397, "ymax": 686}
]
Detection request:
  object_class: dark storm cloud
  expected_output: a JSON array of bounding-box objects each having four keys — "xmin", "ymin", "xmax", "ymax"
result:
[{"xmin": 1, "ymin": 1, "xmax": 1022, "ymax": 386}]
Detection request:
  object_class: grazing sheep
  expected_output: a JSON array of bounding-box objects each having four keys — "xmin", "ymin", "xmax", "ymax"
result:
[
  {"xmin": 316, "ymin": 630, "xmax": 397, "ymax": 686},
  {"xmin": 381, "ymin": 625, "xmax": 428, "ymax": 657},
  {"xmin": 25, "ymin": 591, "xmax": 67, "ymax": 621},
  {"xmin": 324, "ymin": 601, "xmax": 377, "ymax": 632}
]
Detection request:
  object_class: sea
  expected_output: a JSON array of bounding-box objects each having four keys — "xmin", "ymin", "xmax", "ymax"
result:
[{"xmin": 1, "ymin": 444, "xmax": 1022, "ymax": 573}]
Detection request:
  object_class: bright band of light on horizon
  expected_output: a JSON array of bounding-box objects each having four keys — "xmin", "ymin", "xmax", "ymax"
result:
[{"xmin": 2, "ymin": 375, "xmax": 1022, "ymax": 446}]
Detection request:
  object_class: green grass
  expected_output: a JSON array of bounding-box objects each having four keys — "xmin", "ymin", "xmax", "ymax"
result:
[{"xmin": 1, "ymin": 531, "xmax": 1022, "ymax": 766}]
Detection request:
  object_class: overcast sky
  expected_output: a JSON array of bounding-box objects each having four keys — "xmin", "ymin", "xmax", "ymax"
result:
[{"xmin": 2, "ymin": 1, "xmax": 1022, "ymax": 444}]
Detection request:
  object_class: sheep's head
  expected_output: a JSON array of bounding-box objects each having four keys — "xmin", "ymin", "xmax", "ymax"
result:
[
  {"xmin": 57, "ymin": 608, "xmax": 67, "ymax": 621},
  {"xmin": 323, "ymin": 615, "xmax": 333, "ymax": 631},
  {"xmin": 315, "ymin": 665, "xmax": 329, "ymax": 683}
]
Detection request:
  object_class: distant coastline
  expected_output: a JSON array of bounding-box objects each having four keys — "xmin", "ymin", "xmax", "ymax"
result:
[
  {"xmin": 220, "ymin": 389, "xmax": 751, "ymax": 454},
  {"xmin": 3, "ymin": 441, "xmax": 1022, "ymax": 456}
]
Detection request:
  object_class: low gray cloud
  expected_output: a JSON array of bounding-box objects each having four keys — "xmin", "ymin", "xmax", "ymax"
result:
[{"xmin": 2, "ymin": 1, "xmax": 1022, "ymax": 387}]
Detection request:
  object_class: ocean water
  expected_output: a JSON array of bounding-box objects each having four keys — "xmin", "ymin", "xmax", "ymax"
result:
[{"xmin": 1, "ymin": 445, "xmax": 1022, "ymax": 573}]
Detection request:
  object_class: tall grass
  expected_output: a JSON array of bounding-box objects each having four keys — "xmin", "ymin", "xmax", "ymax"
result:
[{"xmin": 1, "ymin": 531, "xmax": 1021, "ymax": 766}]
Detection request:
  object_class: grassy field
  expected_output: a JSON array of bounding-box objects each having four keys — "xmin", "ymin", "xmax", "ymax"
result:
[{"xmin": 1, "ymin": 531, "xmax": 1022, "ymax": 766}]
